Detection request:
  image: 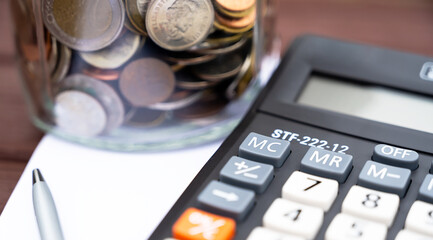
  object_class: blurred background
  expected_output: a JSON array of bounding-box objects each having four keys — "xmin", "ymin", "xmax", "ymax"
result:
[{"xmin": 1, "ymin": 0, "xmax": 433, "ymax": 212}]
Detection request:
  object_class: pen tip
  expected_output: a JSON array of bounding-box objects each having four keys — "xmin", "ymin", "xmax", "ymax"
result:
[{"xmin": 32, "ymin": 168, "xmax": 45, "ymax": 184}]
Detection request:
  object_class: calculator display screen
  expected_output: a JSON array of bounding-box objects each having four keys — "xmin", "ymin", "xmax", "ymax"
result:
[{"xmin": 297, "ymin": 74, "xmax": 433, "ymax": 134}]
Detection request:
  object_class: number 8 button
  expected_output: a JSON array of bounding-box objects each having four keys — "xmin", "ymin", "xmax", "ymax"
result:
[{"xmin": 341, "ymin": 185, "xmax": 400, "ymax": 227}]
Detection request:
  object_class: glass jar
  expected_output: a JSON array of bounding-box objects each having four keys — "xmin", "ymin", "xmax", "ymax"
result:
[{"xmin": 10, "ymin": 0, "xmax": 279, "ymax": 151}]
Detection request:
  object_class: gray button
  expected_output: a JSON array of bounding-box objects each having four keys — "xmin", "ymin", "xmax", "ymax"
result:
[
  {"xmin": 239, "ymin": 132, "xmax": 290, "ymax": 167},
  {"xmin": 419, "ymin": 174, "xmax": 433, "ymax": 204},
  {"xmin": 372, "ymin": 144, "xmax": 419, "ymax": 170},
  {"xmin": 358, "ymin": 160, "xmax": 411, "ymax": 197},
  {"xmin": 220, "ymin": 156, "xmax": 274, "ymax": 193},
  {"xmin": 300, "ymin": 147, "xmax": 353, "ymax": 183},
  {"xmin": 197, "ymin": 180, "xmax": 255, "ymax": 220}
]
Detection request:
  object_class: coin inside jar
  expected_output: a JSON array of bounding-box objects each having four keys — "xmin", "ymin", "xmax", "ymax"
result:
[
  {"xmin": 119, "ymin": 58, "xmax": 176, "ymax": 106},
  {"xmin": 42, "ymin": 0, "xmax": 125, "ymax": 51},
  {"xmin": 125, "ymin": 0, "xmax": 151, "ymax": 35},
  {"xmin": 146, "ymin": 0, "xmax": 215, "ymax": 51},
  {"xmin": 79, "ymin": 30, "xmax": 141, "ymax": 69},
  {"xmin": 215, "ymin": 0, "xmax": 255, "ymax": 13},
  {"xmin": 54, "ymin": 90, "xmax": 108, "ymax": 137}
]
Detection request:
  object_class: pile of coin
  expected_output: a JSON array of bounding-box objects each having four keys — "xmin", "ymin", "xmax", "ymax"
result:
[{"xmin": 38, "ymin": 0, "xmax": 257, "ymax": 137}]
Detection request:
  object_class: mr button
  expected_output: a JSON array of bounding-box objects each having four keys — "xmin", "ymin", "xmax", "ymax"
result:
[
  {"xmin": 372, "ymin": 144, "xmax": 419, "ymax": 170},
  {"xmin": 300, "ymin": 147, "xmax": 353, "ymax": 183},
  {"xmin": 239, "ymin": 132, "xmax": 291, "ymax": 167}
]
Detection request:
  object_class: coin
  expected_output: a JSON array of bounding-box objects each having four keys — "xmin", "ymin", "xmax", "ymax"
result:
[
  {"xmin": 125, "ymin": 0, "xmax": 151, "ymax": 35},
  {"xmin": 51, "ymin": 40, "xmax": 71, "ymax": 84},
  {"xmin": 192, "ymin": 36, "xmax": 249, "ymax": 55},
  {"xmin": 175, "ymin": 71, "xmax": 219, "ymax": 90},
  {"xmin": 60, "ymin": 74, "xmax": 125, "ymax": 133},
  {"xmin": 147, "ymin": 90, "xmax": 204, "ymax": 111},
  {"xmin": 214, "ymin": 19, "xmax": 254, "ymax": 34},
  {"xmin": 215, "ymin": 0, "xmax": 255, "ymax": 12},
  {"xmin": 164, "ymin": 52, "xmax": 217, "ymax": 65},
  {"xmin": 54, "ymin": 90, "xmax": 108, "ymax": 136},
  {"xmin": 214, "ymin": 2, "xmax": 255, "ymax": 18},
  {"xmin": 124, "ymin": 108, "xmax": 166, "ymax": 127},
  {"xmin": 119, "ymin": 58, "xmax": 176, "ymax": 106},
  {"xmin": 226, "ymin": 53, "xmax": 253, "ymax": 99},
  {"xmin": 215, "ymin": 8, "xmax": 256, "ymax": 29},
  {"xmin": 79, "ymin": 30, "xmax": 141, "ymax": 69},
  {"xmin": 146, "ymin": 0, "xmax": 215, "ymax": 51},
  {"xmin": 42, "ymin": 0, "xmax": 125, "ymax": 51},
  {"xmin": 191, "ymin": 52, "xmax": 244, "ymax": 81},
  {"xmin": 83, "ymin": 67, "xmax": 120, "ymax": 81}
]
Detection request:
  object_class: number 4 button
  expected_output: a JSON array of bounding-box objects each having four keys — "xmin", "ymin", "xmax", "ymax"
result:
[{"xmin": 282, "ymin": 171, "xmax": 338, "ymax": 211}]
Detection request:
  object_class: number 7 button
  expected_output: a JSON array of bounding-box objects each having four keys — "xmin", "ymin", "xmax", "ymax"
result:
[{"xmin": 282, "ymin": 171, "xmax": 338, "ymax": 211}]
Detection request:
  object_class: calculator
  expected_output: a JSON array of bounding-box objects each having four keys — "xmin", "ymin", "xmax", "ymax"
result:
[{"xmin": 150, "ymin": 35, "xmax": 433, "ymax": 240}]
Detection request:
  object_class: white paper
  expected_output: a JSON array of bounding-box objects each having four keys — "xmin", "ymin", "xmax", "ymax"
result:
[{"xmin": 0, "ymin": 135, "xmax": 221, "ymax": 240}]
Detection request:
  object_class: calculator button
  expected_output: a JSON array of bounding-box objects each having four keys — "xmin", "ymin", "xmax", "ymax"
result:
[
  {"xmin": 372, "ymin": 144, "xmax": 419, "ymax": 170},
  {"xmin": 358, "ymin": 160, "xmax": 411, "ymax": 197},
  {"xmin": 172, "ymin": 208, "xmax": 235, "ymax": 240},
  {"xmin": 342, "ymin": 185, "xmax": 399, "ymax": 227},
  {"xmin": 300, "ymin": 147, "xmax": 353, "ymax": 183},
  {"xmin": 247, "ymin": 227, "xmax": 306, "ymax": 240},
  {"xmin": 239, "ymin": 132, "xmax": 291, "ymax": 167},
  {"xmin": 282, "ymin": 171, "xmax": 338, "ymax": 211},
  {"xmin": 263, "ymin": 198, "xmax": 323, "ymax": 239},
  {"xmin": 419, "ymin": 174, "xmax": 433, "ymax": 204},
  {"xmin": 325, "ymin": 213, "xmax": 387, "ymax": 240},
  {"xmin": 395, "ymin": 230, "xmax": 433, "ymax": 240},
  {"xmin": 220, "ymin": 156, "xmax": 274, "ymax": 193},
  {"xmin": 405, "ymin": 201, "xmax": 433, "ymax": 237},
  {"xmin": 197, "ymin": 180, "xmax": 255, "ymax": 221}
]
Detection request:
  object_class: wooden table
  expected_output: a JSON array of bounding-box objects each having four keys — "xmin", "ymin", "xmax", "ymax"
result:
[{"xmin": 1, "ymin": 0, "xmax": 432, "ymax": 213}]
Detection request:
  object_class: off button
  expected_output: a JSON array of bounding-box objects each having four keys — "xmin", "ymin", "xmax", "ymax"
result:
[{"xmin": 372, "ymin": 144, "xmax": 419, "ymax": 170}]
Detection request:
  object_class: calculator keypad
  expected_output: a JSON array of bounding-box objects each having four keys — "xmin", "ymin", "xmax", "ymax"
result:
[
  {"xmin": 282, "ymin": 171, "xmax": 338, "ymax": 211},
  {"xmin": 263, "ymin": 198, "xmax": 324, "ymax": 240},
  {"xmin": 325, "ymin": 213, "xmax": 387, "ymax": 240},
  {"xmin": 160, "ymin": 131, "xmax": 433, "ymax": 239},
  {"xmin": 341, "ymin": 185, "xmax": 400, "ymax": 227}
]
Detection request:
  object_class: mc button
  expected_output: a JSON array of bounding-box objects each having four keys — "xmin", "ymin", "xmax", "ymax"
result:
[
  {"xmin": 239, "ymin": 132, "xmax": 291, "ymax": 167},
  {"xmin": 300, "ymin": 147, "xmax": 353, "ymax": 183}
]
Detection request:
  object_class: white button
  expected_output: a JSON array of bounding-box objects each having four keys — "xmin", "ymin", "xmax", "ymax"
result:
[
  {"xmin": 325, "ymin": 213, "xmax": 387, "ymax": 240},
  {"xmin": 282, "ymin": 171, "xmax": 338, "ymax": 211},
  {"xmin": 405, "ymin": 201, "xmax": 433, "ymax": 237},
  {"xmin": 247, "ymin": 227, "xmax": 306, "ymax": 240},
  {"xmin": 263, "ymin": 198, "xmax": 323, "ymax": 240},
  {"xmin": 396, "ymin": 230, "xmax": 433, "ymax": 240},
  {"xmin": 342, "ymin": 185, "xmax": 399, "ymax": 227}
]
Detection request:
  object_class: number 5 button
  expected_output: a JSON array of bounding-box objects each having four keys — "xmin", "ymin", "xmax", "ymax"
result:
[
  {"xmin": 342, "ymin": 185, "xmax": 399, "ymax": 227},
  {"xmin": 282, "ymin": 171, "xmax": 338, "ymax": 211}
]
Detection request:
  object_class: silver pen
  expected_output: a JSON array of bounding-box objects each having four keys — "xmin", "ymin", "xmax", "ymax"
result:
[{"xmin": 32, "ymin": 168, "xmax": 64, "ymax": 240}]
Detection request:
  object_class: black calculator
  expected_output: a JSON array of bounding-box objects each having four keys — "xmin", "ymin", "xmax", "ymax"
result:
[{"xmin": 150, "ymin": 35, "xmax": 433, "ymax": 240}]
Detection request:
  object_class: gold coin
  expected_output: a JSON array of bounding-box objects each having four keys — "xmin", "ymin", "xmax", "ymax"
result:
[
  {"xmin": 214, "ymin": 20, "xmax": 254, "ymax": 34},
  {"xmin": 146, "ymin": 0, "xmax": 215, "ymax": 51},
  {"xmin": 125, "ymin": 0, "xmax": 151, "ymax": 35},
  {"xmin": 215, "ymin": 8, "xmax": 256, "ymax": 29},
  {"xmin": 42, "ymin": 0, "xmax": 125, "ymax": 51},
  {"xmin": 215, "ymin": 0, "xmax": 255, "ymax": 12},
  {"xmin": 214, "ymin": 2, "xmax": 255, "ymax": 18}
]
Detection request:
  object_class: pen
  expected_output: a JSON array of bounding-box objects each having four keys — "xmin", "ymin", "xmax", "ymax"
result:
[{"xmin": 32, "ymin": 168, "xmax": 64, "ymax": 240}]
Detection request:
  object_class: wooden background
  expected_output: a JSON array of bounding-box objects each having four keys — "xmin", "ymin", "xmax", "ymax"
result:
[{"xmin": 1, "ymin": 0, "xmax": 433, "ymax": 213}]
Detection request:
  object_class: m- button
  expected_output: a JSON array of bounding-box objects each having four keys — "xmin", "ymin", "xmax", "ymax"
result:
[
  {"xmin": 239, "ymin": 132, "xmax": 291, "ymax": 167},
  {"xmin": 372, "ymin": 144, "xmax": 419, "ymax": 170},
  {"xmin": 300, "ymin": 147, "xmax": 353, "ymax": 183},
  {"xmin": 359, "ymin": 161, "xmax": 411, "ymax": 197}
]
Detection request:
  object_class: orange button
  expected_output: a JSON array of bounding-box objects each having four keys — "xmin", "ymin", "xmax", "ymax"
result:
[{"xmin": 172, "ymin": 208, "xmax": 236, "ymax": 240}]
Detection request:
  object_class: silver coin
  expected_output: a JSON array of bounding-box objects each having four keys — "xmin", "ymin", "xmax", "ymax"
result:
[
  {"xmin": 60, "ymin": 74, "xmax": 125, "ymax": 133},
  {"xmin": 42, "ymin": 0, "xmax": 125, "ymax": 51},
  {"xmin": 54, "ymin": 90, "xmax": 108, "ymax": 136},
  {"xmin": 226, "ymin": 53, "xmax": 252, "ymax": 99},
  {"xmin": 79, "ymin": 30, "xmax": 142, "ymax": 69},
  {"xmin": 191, "ymin": 52, "xmax": 244, "ymax": 81},
  {"xmin": 51, "ymin": 40, "xmax": 71, "ymax": 84},
  {"xmin": 147, "ymin": 90, "xmax": 204, "ymax": 111},
  {"xmin": 146, "ymin": 0, "xmax": 214, "ymax": 51}
]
